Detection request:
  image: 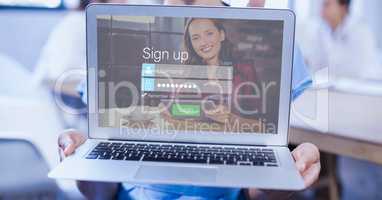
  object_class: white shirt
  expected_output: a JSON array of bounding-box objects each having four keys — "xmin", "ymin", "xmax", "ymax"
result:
[
  {"xmin": 33, "ymin": 11, "xmax": 86, "ymax": 85},
  {"xmin": 299, "ymin": 15, "xmax": 382, "ymax": 81}
]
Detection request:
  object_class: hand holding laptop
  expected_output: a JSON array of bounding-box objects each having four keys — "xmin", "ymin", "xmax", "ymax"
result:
[
  {"xmin": 291, "ymin": 143, "xmax": 321, "ymax": 187},
  {"xmin": 58, "ymin": 129, "xmax": 320, "ymax": 189},
  {"xmin": 58, "ymin": 129, "xmax": 86, "ymax": 161}
]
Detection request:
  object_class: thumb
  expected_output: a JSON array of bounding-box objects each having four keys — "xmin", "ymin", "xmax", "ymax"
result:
[
  {"xmin": 58, "ymin": 134, "xmax": 76, "ymax": 157},
  {"xmin": 58, "ymin": 130, "xmax": 85, "ymax": 157},
  {"xmin": 295, "ymin": 157, "xmax": 307, "ymax": 173},
  {"xmin": 292, "ymin": 143, "xmax": 319, "ymax": 174},
  {"xmin": 63, "ymin": 140, "xmax": 77, "ymax": 156}
]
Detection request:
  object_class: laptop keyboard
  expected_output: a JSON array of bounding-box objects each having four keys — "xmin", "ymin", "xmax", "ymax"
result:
[{"xmin": 85, "ymin": 142, "xmax": 278, "ymax": 167}]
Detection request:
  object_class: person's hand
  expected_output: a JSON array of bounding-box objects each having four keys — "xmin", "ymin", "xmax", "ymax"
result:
[
  {"xmin": 58, "ymin": 129, "xmax": 86, "ymax": 162},
  {"xmin": 158, "ymin": 103, "xmax": 173, "ymax": 121},
  {"xmin": 57, "ymin": 129, "xmax": 119, "ymax": 199},
  {"xmin": 247, "ymin": 143, "xmax": 320, "ymax": 199},
  {"xmin": 292, "ymin": 143, "xmax": 321, "ymax": 187},
  {"xmin": 204, "ymin": 104, "xmax": 231, "ymax": 123}
]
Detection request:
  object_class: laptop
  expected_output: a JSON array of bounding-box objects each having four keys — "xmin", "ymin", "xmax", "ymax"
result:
[{"xmin": 49, "ymin": 4, "xmax": 305, "ymax": 190}]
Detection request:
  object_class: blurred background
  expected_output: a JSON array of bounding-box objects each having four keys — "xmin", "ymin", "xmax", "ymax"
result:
[{"xmin": 0, "ymin": 0, "xmax": 381, "ymax": 199}]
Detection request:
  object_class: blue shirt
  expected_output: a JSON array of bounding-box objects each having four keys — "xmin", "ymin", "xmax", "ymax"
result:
[{"xmin": 77, "ymin": 47, "xmax": 311, "ymax": 200}]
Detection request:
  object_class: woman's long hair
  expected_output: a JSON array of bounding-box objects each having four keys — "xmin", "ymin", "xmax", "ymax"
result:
[{"xmin": 183, "ymin": 18, "xmax": 234, "ymax": 66}]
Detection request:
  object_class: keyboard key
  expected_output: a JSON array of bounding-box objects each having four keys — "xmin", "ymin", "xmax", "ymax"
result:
[
  {"xmin": 238, "ymin": 161, "xmax": 252, "ymax": 166},
  {"xmin": 253, "ymin": 162, "xmax": 265, "ymax": 166},
  {"xmin": 111, "ymin": 142, "xmax": 122, "ymax": 146},
  {"xmin": 112, "ymin": 155, "xmax": 125, "ymax": 160},
  {"xmin": 209, "ymin": 158, "xmax": 224, "ymax": 164},
  {"xmin": 226, "ymin": 158, "xmax": 237, "ymax": 165},
  {"xmin": 86, "ymin": 154, "xmax": 98, "ymax": 159},
  {"xmin": 124, "ymin": 154, "xmax": 141, "ymax": 161},
  {"xmin": 98, "ymin": 154, "xmax": 111, "ymax": 160},
  {"xmin": 98, "ymin": 142, "xmax": 110, "ymax": 146}
]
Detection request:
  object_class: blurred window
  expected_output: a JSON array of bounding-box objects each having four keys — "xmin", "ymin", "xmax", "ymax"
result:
[{"xmin": 0, "ymin": 0, "xmax": 62, "ymax": 8}]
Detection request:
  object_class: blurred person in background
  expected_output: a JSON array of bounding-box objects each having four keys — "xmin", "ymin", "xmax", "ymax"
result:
[
  {"xmin": 298, "ymin": 1, "xmax": 382, "ymax": 199},
  {"xmin": 33, "ymin": 0, "xmax": 129, "ymax": 92},
  {"xmin": 299, "ymin": 0, "xmax": 381, "ymax": 80},
  {"xmin": 56, "ymin": 0, "xmax": 320, "ymax": 199},
  {"xmin": 33, "ymin": 0, "xmax": 130, "ymax": 129}
]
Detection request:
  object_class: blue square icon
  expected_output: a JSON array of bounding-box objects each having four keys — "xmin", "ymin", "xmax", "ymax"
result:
[
  {"xmin": 142, "ymin": 78, "xmax": 155, "ymax": 91},
  {"xmin": 142, "ymin": 63, "xmax": 156, "ymax": 77}
]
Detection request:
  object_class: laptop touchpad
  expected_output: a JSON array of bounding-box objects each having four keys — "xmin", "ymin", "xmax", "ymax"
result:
[{"xmin": 134, "ymin": 165, "xmax": 217, "ymax": 183}]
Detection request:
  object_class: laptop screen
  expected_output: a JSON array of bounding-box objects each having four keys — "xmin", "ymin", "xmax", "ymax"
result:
[{"xmin": 96, "ymin": 15, "xmax": 283, "ymax": 135}]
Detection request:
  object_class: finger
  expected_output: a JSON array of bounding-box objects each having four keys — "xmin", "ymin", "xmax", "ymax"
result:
[
  {"xmin": 58, "ymin": 133, "xmax": 74, "ymax": 155},
  {"xmin": 295, "ymin": 158, "xmax": 307, "ymax": 173},
  {"xmin": 158, "ymin": 102, "xmax": 164, "ymax": 109},
  {"xmin": 63, "ymin": 141, "xmax": 78, "ymax": 156},
  {"xmin": 66, "ymin": 133, "xmax": 86, "ymax": 155},
  {"xmin": 292, "ymin": 143, "xmax": 320, "ymax": 170},
  {"xmin": 158, "ymin": 102, "xmax": 170, "ymax": 113},
  {"xmin": 158, "ymin": 103, "xmax": 171, "ymax": 116},
  {"xmin": 160, "ymin": 108, "xmax": 172, "ymax": 120},
  {"xmin": 218, "ymin": 105, "xmax": 230, "ymax": 114},
  {"xmin": 58, "ymin": 129, "xmax": 78, "ymax": 146},
  {"xmin": 302, "ymin": 162, "xmax": 321, "ymax": 187},
  {"xmin": 58, "ymin": 130, "xmax": 85, "ymax": 156}
]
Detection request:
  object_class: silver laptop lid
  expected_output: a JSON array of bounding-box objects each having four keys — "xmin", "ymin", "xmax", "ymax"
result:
[{"xmin": 86, "ymin": 4, "xmax": 295, "ymax": 146}]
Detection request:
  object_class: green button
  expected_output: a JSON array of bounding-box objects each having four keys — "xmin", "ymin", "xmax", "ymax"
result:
[{"xmin": 171, "ymin": 104, "xmax": 201, "ymax": 117}]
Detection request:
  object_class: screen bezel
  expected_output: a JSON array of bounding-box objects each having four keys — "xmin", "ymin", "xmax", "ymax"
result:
[{"xmin": 86, "ymin": 4, "xmax": 295, "ymax": 146}]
